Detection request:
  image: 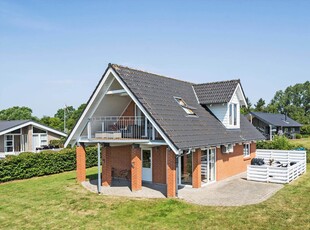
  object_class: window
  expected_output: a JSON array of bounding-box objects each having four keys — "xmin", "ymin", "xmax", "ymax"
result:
[
  {"xmin": 4, "ymin": 135, "xmax": 14, "ymax": 152},
  {"xmin": 229, "ymin": 104, "xmax": 233, "ymax": 125},
  {"xmin": 33, "ymin": 127, "xmax": 47, "ymax": 134},
  {"xmin": 222, "ymin": 144, "xmax": 233, "ymax": 153},
  {"xmin": 10, "ymin": 129, "xmax": 21, "ymax": 134},
  {"xmin": 229, "ymin": 103, "xmax": 238, "ymax": 127},
  {"xmin": 233, "ymin": 104, "xmax": 237, "ymax": 125},
  {"xmin": 174, "ymin": 97, "xmax": 197, "ymax": 116},
  {"xmin": 243, "ymin": 143, "xmax": 250, "ymax": 158}
]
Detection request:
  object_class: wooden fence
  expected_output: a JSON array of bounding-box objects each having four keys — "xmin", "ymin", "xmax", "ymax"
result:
[{"xmin": 247, "ymin": 149, "xmax": 306, "ymax": 184}]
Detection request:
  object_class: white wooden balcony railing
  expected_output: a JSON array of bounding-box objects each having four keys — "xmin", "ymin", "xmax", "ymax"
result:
[{"xmin": 88, "ymin": 116, "xmax": 154, "ymax": 140}]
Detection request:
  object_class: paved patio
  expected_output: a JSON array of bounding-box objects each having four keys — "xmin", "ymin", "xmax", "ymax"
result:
[
  {"xmin": 178, "ymin": 172, "xmax": 283, "ymax": 206},
  {"xmin": 82, "ymin": 172, "xmax": 283, "ymax": 206}
]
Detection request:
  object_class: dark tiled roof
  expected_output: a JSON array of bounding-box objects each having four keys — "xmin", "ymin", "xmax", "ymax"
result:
[
  {"xmin": 193, "ymin": 80, "xmax": 240, "ymax": 104},
  {"xmin": 0, "ymin": 120, "xmax": 30, "ymax": 133},
  {"xmin": 111, "ymin": 64, "xmax": 264, "ymax": 150},
  {"xmin": 250, "ymin": 112, "xmax": 302, "ymax": 127}
]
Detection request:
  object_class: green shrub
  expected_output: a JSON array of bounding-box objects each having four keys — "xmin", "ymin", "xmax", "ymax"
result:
[
  {"xmin": 49, "ymin": 137, "xmax": 66, "ymax": 148},
  {"xmin": 295, "ymin": 133, "xmax": 302, "ymax": 139},
  {"xmin": 303, "ymin": 134, "xmax": 309, "ymax": 138},
  {"xmin": 300, "ymin": 125, "xmax": 310, "ymax": 135},
  {"xmin": 257, "ymin": 135, "xmax": 295, "ymax": 150},
  {"xmin": 0, "ymin": 147, "xmax": 98, "ymax": 183}
]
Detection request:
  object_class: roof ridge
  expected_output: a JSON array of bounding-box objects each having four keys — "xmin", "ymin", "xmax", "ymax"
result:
[
  {"xmin": 110, "ymin": 63, "xmax": 194, "ymax": 85},
  {"xmin": 194, "ymin": 79, "xmax": 240, "ymax": 86}
]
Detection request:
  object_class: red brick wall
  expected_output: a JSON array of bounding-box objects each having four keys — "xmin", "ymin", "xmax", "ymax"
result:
[
  {"xmin": 216, "ymin": 143, "xmax": 256, "ymax": 181},
  {"xmin": 152, "ymin": 146, "xmax": 166, "ymax": 184},
  {"xmin": 166, "ymin": 149, "xmax": 176, "ymax": 198},
  {"xmin": 121, "ymin": 101, "xmax": 135, "ymax": 117},
  {"xmin": 76, "ymin": 145, "xmax": 86, "ymax": 182},
  {"xmin": 192, "ymin": 149, "xmax": 201, "ymax": 188},
  {"xmin": 110, "ymin": 145, "xmax": 131, "ymax": 171},
  {"xmin": 102, "ymin": 145, "xmax": 112, "ymax": 186},
  {"xmin": 131, "ymin": 146, "xmax": 142, "ymax": 191}
]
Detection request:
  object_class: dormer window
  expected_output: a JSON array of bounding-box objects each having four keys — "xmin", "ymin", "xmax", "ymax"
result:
[
  {"xmin": 174, "ymin": 97, "xmax": 197, "ymax": 116},
  {"xmin": 229, "ymin": 103, "xmax": 238, "ymax": 126},
  {"xmin": 227, "ymin": 102, "xmax": 240, "ymax": 128}
]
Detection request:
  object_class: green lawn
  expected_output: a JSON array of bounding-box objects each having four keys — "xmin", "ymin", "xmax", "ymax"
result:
[
  {"xmin": 1, "ymin": 166, "xmax": 310, "ymax": 230},
  {"xmin": 289, "ymin": 137, "xmax": 310, "ymax": 149}
]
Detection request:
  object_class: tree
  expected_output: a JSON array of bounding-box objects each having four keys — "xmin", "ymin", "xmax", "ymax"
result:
[
  {"xmin": 266, "ymin": 81, "xmax": 310, "ymax": 124},
  {"xmin": 254, "ymin": 98, "xmax": 266, "ymax": 112},
  {"xmin": 40, "ymin": 116, "xmax": 62, "ymax": 131},
  {"xmin": 0, "ymin": 106, "xmax": 35, "ymax": 120},
  {"xmin": 241, "ymin": 97, "xmax": 252, "ymax": 114}
]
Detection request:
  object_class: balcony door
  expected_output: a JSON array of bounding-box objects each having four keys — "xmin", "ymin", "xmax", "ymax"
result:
[
  {"xmin": 142, "ymin": 148, "xmax": 152, "ymax": 181},
  {"xmin": 135, "ymin": 104, "xmax": 147, "ymax": 137}
]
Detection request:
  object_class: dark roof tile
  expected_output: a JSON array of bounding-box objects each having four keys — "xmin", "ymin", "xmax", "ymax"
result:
[
  {"xmin": 193, "ymin": 80, "xmax": 240, "ymax": 104},
  {"xmin": 111, "ymin": 64, "xmax": 264, "ymax": 150},
  {"xmin": 250, "ymin": 112, "xmax": 302, "ymax": 127}
]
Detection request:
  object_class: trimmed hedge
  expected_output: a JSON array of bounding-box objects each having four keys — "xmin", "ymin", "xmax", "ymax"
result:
[{"xmin": 0, "ymin": 147, "xmax": 98, "ymax": 183}]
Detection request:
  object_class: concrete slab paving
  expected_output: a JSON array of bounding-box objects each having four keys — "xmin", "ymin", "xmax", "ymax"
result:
[
  {"xmin": 178, "ymin": 172, "xmax": 284, "ymax": 206},
  {"xmin": 82, "ymin": 173, "xmax": 283, "ymax": 206},
  {"xmin": 82, "ymin": 178, "xmax": 167, "ymax": 198}
]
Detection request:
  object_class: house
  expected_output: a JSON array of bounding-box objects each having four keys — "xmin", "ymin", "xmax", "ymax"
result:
[
  {"xmin": 65, "ymin": 64, "xmax": 264, "ymax": 197},
  {"xmin": 249, "ymin": 112, "xmax": 302, "ymax": 140},
  {"xmin": 0, "ymin": 120, "xmax": 67, "ymax": 156}
]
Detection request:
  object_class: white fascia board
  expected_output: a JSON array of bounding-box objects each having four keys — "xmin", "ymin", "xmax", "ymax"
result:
[
  {"xmin": 106, "ymin": 89, "xmax": 127, "ymax": 95},
  {"xmin": 110, "ymin": 68, "xmax": 179, "ymax": 155},
  {"xmin": 64, "ymin": 68, "xmax": 115, "ymax": 147},
  {"xmin": 0, "ymin": 121, "xmax": 67, "ymax": 137},
  {"xmin": 230, "ymin": 83, "xmax": 247, "ymax": 107}
]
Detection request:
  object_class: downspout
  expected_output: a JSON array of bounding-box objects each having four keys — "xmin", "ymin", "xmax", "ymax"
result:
[
  {"xmin": 97, "ymin": 143, "xmax": 101, "ymax": 194},
  {"xmin": 175, "ymin": 155, "xmax": 179, "ymax": 197}
]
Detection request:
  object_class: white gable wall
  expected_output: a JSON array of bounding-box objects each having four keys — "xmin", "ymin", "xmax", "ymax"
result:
[
  {"xmin": 207, "ymin": 104, "xmax": 228, "ymax": 125},
  {"xmin": 206, "ymin": 85, "xmax": 243, "ymax": 129}
]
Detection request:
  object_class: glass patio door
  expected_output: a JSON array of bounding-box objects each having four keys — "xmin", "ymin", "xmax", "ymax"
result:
[
  {"xmin": 201, "ymin": 148, "xmax": 216, "ymax": 184},
  {"xmin": 208, "ymin": 148, "xmax": 216, "ymax": 182}
]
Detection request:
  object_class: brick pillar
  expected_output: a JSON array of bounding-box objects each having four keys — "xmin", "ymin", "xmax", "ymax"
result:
[
  {"xmin": 192, "ymin": 148, "xmax": 201, "ymax": 188},
  {"xmin": 166, "ymin": 148, "xmax": 176, "ymax": 198},
  {"xmin": 131, "ymin": 145, "xmax": 142, "ymax": 191},
  {"xmin": 102, "ymin": 144, "xmax": 112, "ymax": 186},
  {"xmin": 76, "ymin": 145, "xmax": 86, "ymax": 182}
]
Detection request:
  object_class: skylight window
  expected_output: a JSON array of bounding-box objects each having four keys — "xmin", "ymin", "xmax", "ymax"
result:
[{"xmin": 174, "ymin": 97, "xmax": 197, "ymax": 116}]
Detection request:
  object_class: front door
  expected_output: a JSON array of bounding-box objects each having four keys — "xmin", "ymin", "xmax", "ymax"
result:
[
  {"xmin": 32, "ymin": 134, "xmax": 40, "ymax": 151},
  {"xmin": 142, "ymin": 148, "xmax": 152, "ymax": 181}
]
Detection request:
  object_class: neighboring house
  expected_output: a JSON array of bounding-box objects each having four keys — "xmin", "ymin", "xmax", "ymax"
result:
[
  {"xmin": 0, "ymin": 120, "xmax": 67, "ymax": 156},
  {"xmin": 249, "ymin": 112, "xmax": 302, "ymax": 140},
  {"xmin": 65, "ymin": 64, "xmax": 264, "ymax": 197}
]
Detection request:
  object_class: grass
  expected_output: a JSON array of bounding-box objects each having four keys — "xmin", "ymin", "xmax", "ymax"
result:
[
  {"xmin": 289, "ymin": 137, "xmax": 310, "ymax": 149},
  {"xmin": 1, "ymin": 166, "xmax": 310, "ymax": 230}
]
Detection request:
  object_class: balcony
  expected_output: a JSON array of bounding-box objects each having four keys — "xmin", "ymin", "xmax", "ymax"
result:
[{"xmin": 87, "ymin": 116, "xmax": 155, "ymax": 141}]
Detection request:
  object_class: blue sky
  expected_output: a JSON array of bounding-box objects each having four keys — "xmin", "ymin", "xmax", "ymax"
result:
[{"xmin": 0, "ymin": 0, "xmax": 309, "ymax": 117}]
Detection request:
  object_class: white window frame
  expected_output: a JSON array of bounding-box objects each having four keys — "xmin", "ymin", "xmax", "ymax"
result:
[
  {"xmin": 243, "ymin": 143, "xmax": 250, "ymax": 158},
  {"xmin": 228, "ymin": 103, "xmax": 239, "ymax": 127},
  {"xmin": 174, "ymin": 97, "xmax": 197, "ymax": 116},
  {"xmin": 4, "ymin": 134, "xmax": 14, "ymax": 152}
]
